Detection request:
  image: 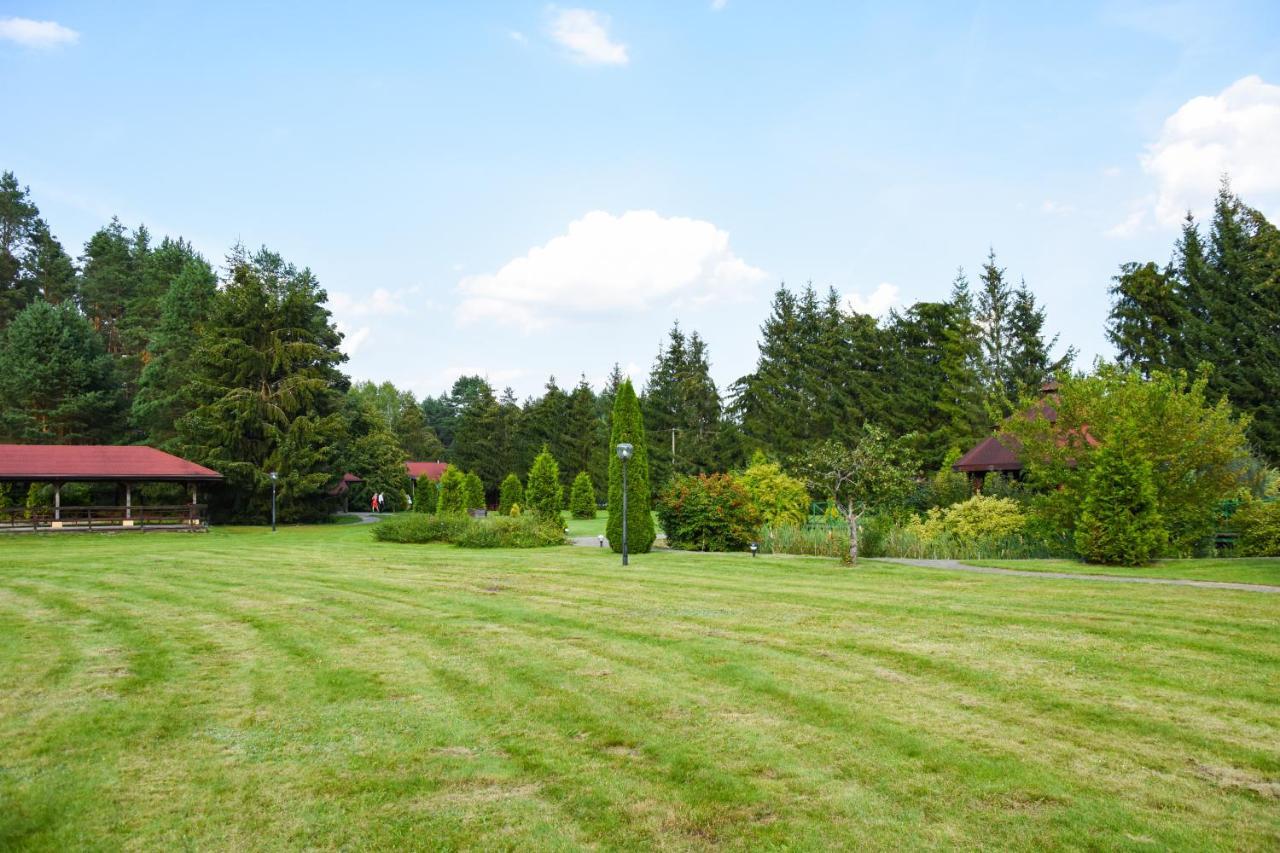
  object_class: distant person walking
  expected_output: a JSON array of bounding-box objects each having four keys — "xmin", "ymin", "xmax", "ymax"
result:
[
  {"xmin": 377, "ymin": 492, "xmax": 386, "ymax": 513},
  {"xmin": 370, "ymin": 493, "xmax": 378, "ymax": 513}
]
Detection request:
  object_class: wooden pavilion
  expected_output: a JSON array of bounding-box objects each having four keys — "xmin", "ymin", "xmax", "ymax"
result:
[{"xmin": 0, "ymin": 444, "xmax": 222, "ymax": 532}]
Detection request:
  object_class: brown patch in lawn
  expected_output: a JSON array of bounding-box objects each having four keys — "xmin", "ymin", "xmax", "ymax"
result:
[{"xmin": 1193, "ymin": 763, "xmax": 1280, "ymax": 799}]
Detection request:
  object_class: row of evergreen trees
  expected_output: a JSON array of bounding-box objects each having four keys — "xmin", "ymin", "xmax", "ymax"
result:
[
  {"xmin": 3, "ymin": 166, "xmax": 1277, "ymax": 524},
  {"xmin": 1107, "ymin": 180, "xmax": 1280, "ymax": 460}
]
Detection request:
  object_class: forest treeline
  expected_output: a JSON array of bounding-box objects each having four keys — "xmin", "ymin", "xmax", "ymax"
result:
[{"xmin": 1, "ymin": 170, "xmax": 1276, "ymax": 521}]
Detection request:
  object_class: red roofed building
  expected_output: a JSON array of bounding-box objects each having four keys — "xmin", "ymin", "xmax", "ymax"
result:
[
  {"xmin": 952, "ymin": 380, "xmax": 1095, "ymax": 489},
  {"xmin": 406, "ymin": 461, "xmax": 447, "ymax": 481},
  {"xmin": 0, "ymin": 444, "xmax": 221, "ymax": 531}
]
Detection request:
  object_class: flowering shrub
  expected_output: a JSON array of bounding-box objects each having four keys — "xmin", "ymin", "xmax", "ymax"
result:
[{"xmin": 657, "ymin": 473, "xmax": 762, "ymax": 552}]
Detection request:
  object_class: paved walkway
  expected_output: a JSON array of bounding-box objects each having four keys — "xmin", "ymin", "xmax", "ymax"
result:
[
  {"xmin": 340, "ymin": 512, "xmax": 381, "ymax": 525},
  {"xmin": 876, "ymin": 558, "xmax": 1280, "ymax": 594}
]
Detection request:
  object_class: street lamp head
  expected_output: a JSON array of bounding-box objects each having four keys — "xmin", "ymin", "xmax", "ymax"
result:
[
  {"xmin": 616, "ymin": 443, "xmax": 633, "ymax": 461},
  {"xmin": 269, "ymin": 471, "xmax": 278, "ymax": 481}
]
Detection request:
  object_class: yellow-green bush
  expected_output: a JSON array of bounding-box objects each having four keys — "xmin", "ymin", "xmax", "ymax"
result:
[
  {"xmin": 738, "ymin": 453, "xmax": 810, "ymax": 527},
  {"xmin": 1234, "ymin": 500, "xmax": 1280, "ymax": 556},
  {"xmin": 904, "ymin": 495, "xmax": 1026, "ymax": 543}
]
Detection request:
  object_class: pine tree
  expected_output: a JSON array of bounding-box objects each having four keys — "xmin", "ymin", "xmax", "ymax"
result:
[
  {"xmin": 436, "ymin": 466, "xmax": 466, "ymax": 514},
  {"xmin": 0, "ymin": 171, "xmax": 41, "ymax": 326},
  {"xmin": 78, "ymin": 218, "xmax": 138, "ymax": 358},
  {"xmin": 463, "ymin": 471, "xmax": 486, "ymax": 511},
  {"xmin": 396, "ymin": 398, "xmax": 445, "ymax": 460},
  {"xmin": 606, "ymin": 379, "xmax": 656, "ymax": 553},
  {"xmin": 498, "ymin": 473, "xmax": 524, "ymax": 515},
  {"xmin": 1074, "ymin": 444, "xmax": 1166, "ymax": 565},
  {"xmin": 131, "ymin": 256, "xmax": 218, "ymax": 449},
  {"xmin": 0, "ymin": 300, "xmax": 123, "ymax": 442},
  {"xmin": 26, "ymin": 221, "xmax": 77, "ymax": 307},
  {"xmin": 525, "ymin": 446, "xmax": 562, "ymax": 520},
  {"xmin": 569, "ymin": 470, "xmax": 597, "ymax": 519}
]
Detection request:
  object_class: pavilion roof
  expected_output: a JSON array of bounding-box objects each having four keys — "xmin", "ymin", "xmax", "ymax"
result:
[{"xmin": 0, "ymin": 444, "xmax": 223, "ymax": 482}]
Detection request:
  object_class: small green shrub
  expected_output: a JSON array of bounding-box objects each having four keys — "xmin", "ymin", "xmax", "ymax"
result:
[
  {"xmin": 371, "ymin": 513, "xmax": 467, "ymax": 543},
  {"xmin": 657, "ymin": 473, "xmax": 761, "ymax": 552},
  {"xmin": 372, "ymin": 512, "xmax": 563, "ymax": 548},
  {"xmin": 452, "ymin": 515, "xmax": 566, "ymax": 548},
  {"xmin": 498, "ymin": 473, "xmax": 524, "ymax": 515},
  {"xmin": 1234, "ymin": 500, "xmax": 1280, "ymax": 556},
  {"xmin": 1074, "ymin": 444, "xmax": 1167, "ymax": 565},
  {"xmin": 569, "ymin": 471, "xmax": 597, "ymax": 519}
]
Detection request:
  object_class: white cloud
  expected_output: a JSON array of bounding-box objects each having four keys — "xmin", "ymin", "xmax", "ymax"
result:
[
  {"xmin": 0, "ymin": 17, "xmax": 79, "ymax": 48},
  {"xmin": 336, "ymin": 322, "xmax": 370, "ymax": 356},
  {"xmin": 710, "ymin": 0, "xmax": 729, "ymax": 9},
  {"xmin": 1040, "ymin": 200, "xmax": 1075, "ymax": 215},
  {"xmin": 844, "ymin": 283, "xmax": 901, "ymax": 318},
  {"xmin": 330, "ymin": 286, "xmax": 416, "ymax": 318},
  {"xmin": 456, "ymin": 210, "xmax": 766, "ymax": 331},
  {"xmin": 1106, "ymin": 207, "xmax": 1149, "ymax": 239},
  {"xmin": 547, "ymin": 8, "xmax": 628, "ymax": 66},
  {"xmin": 1141, "ymin": 75, "xmax": 1280, "ymax": 226}
]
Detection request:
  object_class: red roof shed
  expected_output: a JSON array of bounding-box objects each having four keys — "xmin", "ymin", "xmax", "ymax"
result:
[{"xmin": 0, "ymin": 445, "xmax": 222, "ymax": 482}]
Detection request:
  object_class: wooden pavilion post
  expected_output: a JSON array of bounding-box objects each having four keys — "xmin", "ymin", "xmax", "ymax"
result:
[
  {"xmin": 124, "ymin": 481, "xmax": 134, "ymax": 526},
  {"xmin": 53, "ymin": 481, "xmax": 62, "ymax": 528}
]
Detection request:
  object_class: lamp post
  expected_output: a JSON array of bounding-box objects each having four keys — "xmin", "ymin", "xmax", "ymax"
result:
[
  {"xmin": 616, "ymin": 443, "xmax": 633, "ymax": 566},
  {"xmin": 270, "ymin": 471, "xmax": 278, "ymax": 532}
]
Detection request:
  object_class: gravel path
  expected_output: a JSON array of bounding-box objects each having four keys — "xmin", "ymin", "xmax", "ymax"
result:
[
  {"xmin": 876, "ymin": 558, "xmax": 1280, "ymax": 593},
  {"xmin": 339, "ymin": 512, "xmax": 381, "ymax": 525}
]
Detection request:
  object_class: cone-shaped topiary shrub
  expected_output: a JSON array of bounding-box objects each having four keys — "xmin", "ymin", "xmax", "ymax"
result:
[
  {"xmin": 1074, "ymin": 444, "xmax": 1167, "ymax": 565},
  {"xmin": 436, "ymin": 466, "xmax": 467, "ymax": 515},
  {"xmin": 498, "ymin": 473, "xmax": 524, "ymax": 515},
  {"xmin": 569, "ymin": 470, "xmax": 597, "ymax": 519},
  {"xmin": 462, "ymin": 471, "xmax": 485, "ymax": 512},
  {"xmin": 606, "ymin": 379, "xmax": 656, "ymax": 553},
  {"xmin": 526, "ymin": 446, "xmax": 563, "ymax": 520}
]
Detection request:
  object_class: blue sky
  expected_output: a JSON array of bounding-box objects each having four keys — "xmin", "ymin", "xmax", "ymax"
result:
[{"xmin": 3, "ymin": 1, "xmax": 1279, "ymax": 399}]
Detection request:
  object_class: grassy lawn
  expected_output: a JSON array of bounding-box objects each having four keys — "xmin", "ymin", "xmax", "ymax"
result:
[
  {"xmin": 559, "ymin": 510, "xmax": 662, "ymax": 540},
  {"xmin": 1, "ymin": 526, "xmax": 1278, "ymax": 849},
  {"xmin": 969, "ymin": 557, "xmax": 1280, "ymax": 586}
]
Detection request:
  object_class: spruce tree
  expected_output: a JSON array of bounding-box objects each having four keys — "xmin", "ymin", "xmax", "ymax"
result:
[
  {"xmin": 569, "ymin": 470, "xmax": 597, "ymax": 519},
  {"xmin": 176, "ymin": 245, "xmax": 347, "ymax": 522},
  {"xmin": 1074, "ymin": 444, "xmax": 1166, "ymax": 565},
  {"xmin": 1106, "ymin": 261, "xmax": 1182, "ymax": 377},
  {"xmin": 0, "ymin": 300, "xmax": 123, "ymax": 442},
  {"xmin": 526, "ymin": 446, "xmax": 563, "ymax": 520},
  {"xmin": 1007, "ymin": 279, "xmax": 1072, "ymax": 401},
  {"xmin": 975, "ymin": 249, "xmax": 1014, "ymax": 415},
  {"xmin": 498, "ymin": 473, "xmax": 524, "ymax": 515},
  {"xmin": 606, "ymin": 379, "xmax": 656, "ymax": 553}
]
